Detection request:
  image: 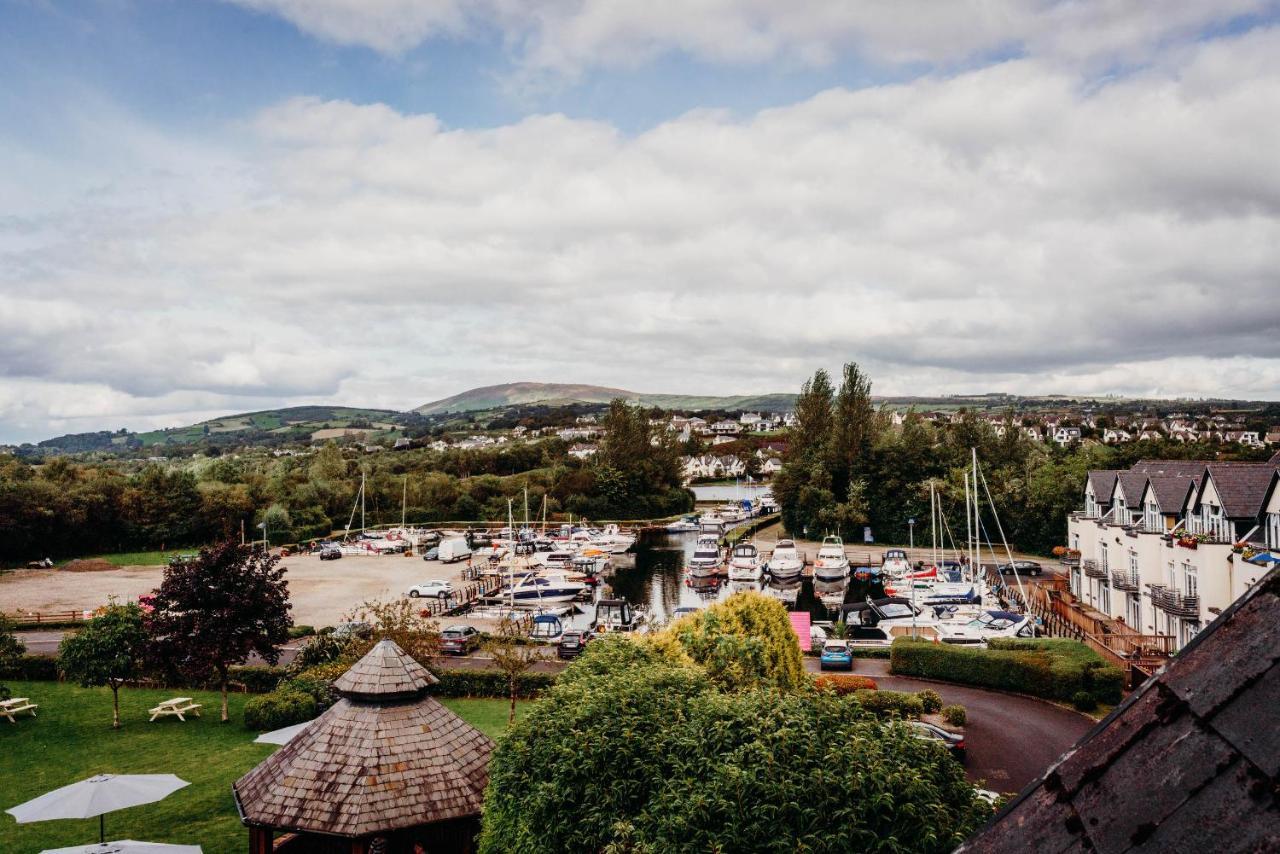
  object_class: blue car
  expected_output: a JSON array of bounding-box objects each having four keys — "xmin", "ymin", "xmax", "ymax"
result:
[{"xmin": 820, "ymin": 640, "xmax": 853, "ymax": 671}]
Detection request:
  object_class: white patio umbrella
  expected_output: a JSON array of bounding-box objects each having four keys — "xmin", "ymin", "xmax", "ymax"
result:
[
  {"xmin": 6, "ymin": 774, "xmax": 190, "ymax": 844},
  {"xmin": 252, "ymin": 720, "xmax": 314, "ymax": 745},
  {"xmin": 42, "ymin": 841, "xmax": 202, "ymax": 854}
]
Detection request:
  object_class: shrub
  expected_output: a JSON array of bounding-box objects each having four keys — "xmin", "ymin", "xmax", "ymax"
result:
[
  {"xmin": 287, "ymin": 625, "xmax": 315, "ymax": 639},
  {"xmin": 290, "ymin": 633, "xmax": 349, "ymax": 671},
  {"xmin": 917, "ymin": 688, "xmax": 943, "ymax": 713},
  {"xmin": 0, "ymin": 654, "xmax": 59, "ymax": 681},
  {"xmin": 243, "ymin": 689, "xmax": 317, "ymax": 730},
  {"xmin": 229, "ymin": 665, "xmax": 285, "ymax": 694},
  {"xmin": 813, "ymin": 674, "xmax": 878, "ymax": 694},
  {"xmin": 941, "ymin": 704, "xmax": 967, "ymax": 727},
  {"xmin": 283, "ymin": 661, "xmax": 350, "ymax": 710},
  {"xmin": 891, "ymin": 638, "xmax": 1124, "ymax": 705},
  {"xmin": 1072, "ymin": 691, "xmax": 1097, "ymax": 712},
  {"xmin": 663, "ymin": 591, "xmax": 805, "ymax": 691},
  {"xmin": 854, "ymin": 690, "xmax": 925, "ymax": 719},
  {"xmin": 480, "ymin": 651, "xmax": 986, "ymax": 854}
]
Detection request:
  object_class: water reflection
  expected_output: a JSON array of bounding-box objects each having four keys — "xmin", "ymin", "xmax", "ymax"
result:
[{"xmin": 558, "ymin": 531, "xmax": 888, "ymax": 630}]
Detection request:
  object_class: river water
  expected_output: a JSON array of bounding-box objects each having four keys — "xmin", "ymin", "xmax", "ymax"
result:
[{"xmin": 557, "ymin": 529, "xmax": 887, "ymax": 631}]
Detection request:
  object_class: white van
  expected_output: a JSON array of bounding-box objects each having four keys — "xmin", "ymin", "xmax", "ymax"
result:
[{"xmin": 437, "ymin": 538, "xmax": 473, "ymax": 564}]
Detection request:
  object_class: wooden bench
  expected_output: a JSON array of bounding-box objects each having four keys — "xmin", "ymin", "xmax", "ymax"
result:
[
  {"xmin": 1, "ymin": 697, "xmax": 38, "ymax": 723},
  {"xmin": 149, "ymin": 697, "xmax": 202, "ymax": 722}
]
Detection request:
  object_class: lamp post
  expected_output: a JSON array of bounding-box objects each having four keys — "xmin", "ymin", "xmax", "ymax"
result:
[{"xmin": 908, "ymin": 518, "xmax": 915, "ymax": 550}]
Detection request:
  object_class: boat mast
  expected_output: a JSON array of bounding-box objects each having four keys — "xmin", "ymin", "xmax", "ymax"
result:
[
  {"xmin": 971, "ymin": 448, "xmax": 980, "ymax": 582},
  {"xmin": 963, "ymin": 471, "xmax": 973, "ymax": 582},
  {"xmin": 401, "ymin": 476, "xmax": 407, "ymax": 529},
  {"xmin": 361, "ymin": 470, "xmax": 366, "ymax": 533}
]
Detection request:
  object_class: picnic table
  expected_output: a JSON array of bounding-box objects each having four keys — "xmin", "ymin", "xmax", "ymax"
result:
[
  {"xmin": 148, "ymin": 697, "xmax": 202, "ymax": 722},
  {"xmin": 1, "ymin": 697, "xmax": 39, "ymax": 723}
]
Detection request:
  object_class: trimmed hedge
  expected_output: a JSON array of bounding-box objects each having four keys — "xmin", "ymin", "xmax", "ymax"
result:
[
  {"xmin": 243, "ymin": 689, "xmax": 317, "ymax": 730},
  {"xmin": 229, "ymin": 665, "xmax": 286, "ymax": 694},
  {"xmin": 0, "ymin": 654, "xmax": 60, "ymax": 681},
  {"xmin": 854, "ymin": 689, "xmax": 926, "ymax": 719},
  {"xmin": 890, "ymin": 638, "xmax": 1124, "ymax": 705},
  {"xmin": 812, "ymin": 674, "xmax": 879, "ymax": 694},
  {"xmin": 428, "ymin": 668, "xmax": 556, "ymax": 699}
]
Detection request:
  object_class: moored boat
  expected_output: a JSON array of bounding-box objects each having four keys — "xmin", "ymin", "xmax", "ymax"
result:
[
  {"xmin": 727, "ymin": 542, "xmax": 762, "ymax": 581},
  {"xmin": 813, "ymin": 535, "xmax": 850, "ymax": 582},
  {"xmin": 767, "ymin": 539, "xmax": 804, "ymax": 581},
  {"xmin": 688, "ymin": 534, "xmax": 724, "ymax": 577}
]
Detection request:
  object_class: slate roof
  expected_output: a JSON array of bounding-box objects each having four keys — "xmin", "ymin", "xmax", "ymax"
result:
[
  {"xmin": 1130, "ymin": 459, "xmax": 1211, "ymax": 477},
  {"xmin": 1144, "ymin": 475, "xmax": 1197, "ymax": 515},
  {"xmin": 1114, "ymin": 471, "xmax": 1149, "ymax": 508},
  {"xmin": 959, "ymin": 567, "xmax": 1280, "ymax": 853},
  {"xmin": 1088, "ymin": 470, "xmax": 1120, "ymax": 503},
  {"xmin": 233, "ymin": 640, "xmax": 492, "ymax": 838},
  {"xmin": 1200, "ymin": 462, "xmax": 1280, "ymax": 520}
]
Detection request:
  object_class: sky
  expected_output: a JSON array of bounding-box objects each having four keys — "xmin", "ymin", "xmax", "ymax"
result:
[{"xmin": 2, "ymin": 0, "xmax": 1280, "ymax": 443}]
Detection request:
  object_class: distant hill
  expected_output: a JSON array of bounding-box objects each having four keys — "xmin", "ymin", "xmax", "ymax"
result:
[
  {"xmin": 415, "ymin": 382, "xmax": 796, "ymax": 415},
  {"xmin": 37, "ymin": 406, "xmax": 405, "ymax": 452}
]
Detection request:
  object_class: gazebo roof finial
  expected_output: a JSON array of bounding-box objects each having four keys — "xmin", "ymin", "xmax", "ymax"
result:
[{"xmin": 331, "ymin": 638, "xmax": 438, "ymax": 700}]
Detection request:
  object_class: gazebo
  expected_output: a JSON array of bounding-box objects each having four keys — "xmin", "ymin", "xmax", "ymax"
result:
[{"xmin": 233, "ymin": 639, "xmax": 494, "ymax": 854}]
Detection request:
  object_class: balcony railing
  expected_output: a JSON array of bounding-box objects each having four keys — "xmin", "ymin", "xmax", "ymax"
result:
[
  {"xmin": 1110, "ymin": 569, "xmax": 1140, "ymax": 592},
  {"xmin": 1151, "ymin": 586, "xmax": 1200, "ymax": 618},
  {"xmin": 1083, "ymin": 559, "xmax": 1107, "ymax": 579}
]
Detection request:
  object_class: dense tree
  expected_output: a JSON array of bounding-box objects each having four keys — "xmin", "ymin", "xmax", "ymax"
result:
[
  {"xmin": 666, "ymin": 591, "xmax": 805, "ymax": 691},
  {"xmin": 480, "ymin": 636, "xmax": 985, "ymax": 853},
  {"xmin": 147, "ymin": 539, "xmax": 292, "ymax": 721},
  {"xmin": 58, "ymin": 602, "xmax": 148, "ymax": 729}
]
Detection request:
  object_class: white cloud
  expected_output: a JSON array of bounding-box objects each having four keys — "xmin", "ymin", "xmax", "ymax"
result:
[
  {"xmin": 224, "ymin": 0, "xmax": 1276, "ymax": 72},
  {"xmin": 4, "ymin": 27, "xmax": 1280, "ymax": 441}
]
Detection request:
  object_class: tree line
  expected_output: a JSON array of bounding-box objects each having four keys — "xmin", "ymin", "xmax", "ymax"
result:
[
  {"xmin": 773, "ymin": 363, "xmax": 1269, "ymax": 555},
  {"xmin": 0, "ymin": 400, "xmax": 691, "ymax": 564}
]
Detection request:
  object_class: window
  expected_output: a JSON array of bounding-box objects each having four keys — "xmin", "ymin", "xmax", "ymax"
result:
[
  {"xmin": 1183, "ymin": 562, "xmax": 1197, "ymax": 598},
  {"xmin": 1128, "ymin": 551, "xmax": 1138, "ymax": 576},
  {"xmin": 1267, "ymin": 512, "xmax": 1280, "ymax": 550},
  {"xmin": 1127, "ymin": 594, "xmax": 1141, "ymax": 628},
  {"xmin": 1099, "ymin": 583, "xmax": 1111, "ymax": 614},
  {"xmin": 1099, "ymin": 543, "xmax": 1109, "ymax": 572},
  {"xmin": 1180, "ymin": 621, "xmax": 1200, "ymax": 649}
]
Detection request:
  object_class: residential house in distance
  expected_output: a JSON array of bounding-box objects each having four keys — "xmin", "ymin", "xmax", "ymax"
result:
[
  {"xmin": 1102, "ymin": 428, "xmax": 1132, "ymax": 444},
  {"xmin": 1051, "ymin": 426, "xmax": 1082, "ymax": 445},
  {"xmin": 1267, "ymin": 428, "xmax": 1280, "ymax": 445},
  {"xmin": 1067, "ymin": 455, "xmax": 1280, "ymax": 651},
  {"xmin": 567, "ymin": 443, "xmax": 597, "ymax": 459},
  {"xmin": 709, "ymin": 419, "xmax": 742, "ymax": 436}
]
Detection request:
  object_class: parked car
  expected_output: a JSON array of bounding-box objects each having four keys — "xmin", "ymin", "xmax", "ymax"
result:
[
  {"xmin": 1000, "ymin": 560, "xmax": 1044, "ymax": 576},
  {"xmin": 440, "ymin": 624, "xmax": 481, "ymax": 655},
  {"xmin": 557, "ymin": 629, "xmax": 592, "ymax": 660},
  {"xmin": 819, "ymin": 640, "xmax": 854, "ymax": 671},
  {"xmin": 907, "ymin": 720, "xmax": 966, "ymax": 763},
  {"xmin": 405, "ymin": 579, "xmax": 454, "ymax": 599},
  {"xmin": 318, "ymin": 546, "xmax": 342, "ymax": 561},
  {"xmin": 421, "ymin": 547, "xmax": 440, "ymax": 561}
]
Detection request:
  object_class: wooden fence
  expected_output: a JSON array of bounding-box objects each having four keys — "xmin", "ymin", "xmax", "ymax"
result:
[{"xmin": 986, "ymin": 568, "xmax": 1172, "ymax": 687}]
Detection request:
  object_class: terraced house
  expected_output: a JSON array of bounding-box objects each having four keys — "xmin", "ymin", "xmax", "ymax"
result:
[{"xmin": 1067, "ymin": 454, "xmax": 1280, "ymax": 652}]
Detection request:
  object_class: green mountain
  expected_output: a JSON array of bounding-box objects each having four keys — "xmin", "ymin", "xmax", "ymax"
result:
[{"xmin": 414, "ymin": 383, "xmax": 796, "ymax": 415}]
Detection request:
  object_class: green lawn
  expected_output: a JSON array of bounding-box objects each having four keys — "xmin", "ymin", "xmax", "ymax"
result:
[
  {"xmin": 0, "ymin": 682, "xmax": 525, "ymax": 853},
  {"xmin": 60, "ymin": 551, "xmax": 187, "ymax": 567}
]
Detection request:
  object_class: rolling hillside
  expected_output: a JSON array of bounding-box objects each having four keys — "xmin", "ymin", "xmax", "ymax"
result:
[{"xmin": 415, "ymin": 382, "xmax": 796, "ymax": 415}]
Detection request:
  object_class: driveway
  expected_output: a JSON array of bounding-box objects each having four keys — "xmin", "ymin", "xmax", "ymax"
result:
[{"xmin": 808, "ymin": 657, "xmax": 1093, "ymax": 791}]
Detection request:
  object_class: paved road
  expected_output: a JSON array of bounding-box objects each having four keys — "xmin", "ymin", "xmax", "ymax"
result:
[{"xmin": 807, "ymin": 657, "xmax": 1093, "ymax": 792}]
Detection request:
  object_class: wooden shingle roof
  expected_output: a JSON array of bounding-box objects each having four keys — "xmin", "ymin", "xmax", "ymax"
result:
[
  {"xmin": 233, "ymin": 640, "xmax": 492, "ymax": 838},
  {"xmin": 331, "ymin": 638, "xmax": 439, "ymax": 698}
]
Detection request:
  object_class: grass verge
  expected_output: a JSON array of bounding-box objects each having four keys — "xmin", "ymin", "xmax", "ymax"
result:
[{"xmin": 0, "ymin": 682, "xmax": 524, "ymax": 853}]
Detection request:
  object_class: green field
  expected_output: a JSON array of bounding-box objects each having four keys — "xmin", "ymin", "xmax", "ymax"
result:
[
  {"xmin": 0, "ymin": 682, "xmax": 525, "ymax": 853},
  {"xmin": 59, "ymin": 551, "xmax": 187, "ymax": 567}
]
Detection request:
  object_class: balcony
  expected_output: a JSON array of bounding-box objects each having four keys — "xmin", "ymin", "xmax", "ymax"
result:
[
  {"xmin": 1110, "ymin": 569, "xmax": 1140, "ymax": 592},
  {"xmin": 1083, "ymin": 559, "xmax": 1108, "ymax": 580},
  {"xmin": 1151, "ymin": 586, "xmax": 1200, "ymax": 618}
]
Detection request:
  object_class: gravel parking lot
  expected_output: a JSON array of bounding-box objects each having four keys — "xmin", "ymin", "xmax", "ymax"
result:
[{"xmin": 0, "ymin": 551, "xmax": 482, "ymax": 627}]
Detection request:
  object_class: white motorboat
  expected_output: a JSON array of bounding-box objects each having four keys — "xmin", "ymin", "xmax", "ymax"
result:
[
  {"xmin": 767, "ymin": 539, "xmax": 804, "ymax": 581},
  {"xmin": 881, "ymin": 547, "xmax": 912, "ymax": 579},
  {"xmin": 500, "ymin": 573, "xmax": 589, "ymax": 606},
  {"xmin": 699, "ymin": 514, "xmax": 727, "ymax": 534},
  {"xmin": 727, "ymin": 542, "xmax": 762, "ymax": 581},
  {"xmin": 687, "ymin": 534, "xmax": 724, "ymax": 577},
  {"xmin": 666, "ymin": 514, "xmax": 701, "ymax": 533},
  {"xmin": 813, "ymin": 535, "xmax": 850, "ymax": 582},
  {"xmin": 937, "ymin": 609, "xmax": 1036, "ymax": 646}
]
